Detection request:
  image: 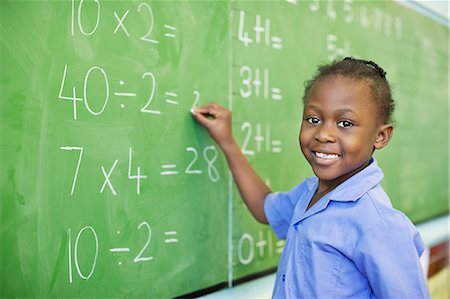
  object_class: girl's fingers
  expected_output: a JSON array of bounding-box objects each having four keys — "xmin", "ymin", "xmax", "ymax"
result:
[
  {"xmin": 192, "ymin": 103, "xmax": 232, "ymax": 145},
  {"xmin": 192, "ymin": 106, "xmax": 211, "ymax": 116},
  {"xmin": 192, "ymin": 103, "xmax": 223, "ymax": 120},
  {"xmin": 192, "ymin": 110, "xmax": 213, "ymax": 128}
]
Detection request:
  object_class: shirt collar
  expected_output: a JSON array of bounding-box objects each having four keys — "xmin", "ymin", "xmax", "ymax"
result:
[{"xmin": 307, "ymin": 158, "xmax": 384, "ymax": 203}]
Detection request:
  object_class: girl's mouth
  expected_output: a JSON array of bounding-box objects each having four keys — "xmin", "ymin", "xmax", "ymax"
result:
[{"xmin": 313, "ymin": 151, "xmax": 340, "ymax": 159}]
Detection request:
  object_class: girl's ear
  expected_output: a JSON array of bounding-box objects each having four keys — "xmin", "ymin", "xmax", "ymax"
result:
[{"xmin": 374, "ymin": 124, "xmax": 394, "ymax": 150}]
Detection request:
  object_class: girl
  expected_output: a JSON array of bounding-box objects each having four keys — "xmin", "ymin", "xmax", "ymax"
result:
[{"xmin": 191, "ymin": 57, "xmax": 429, "ymax": 298}]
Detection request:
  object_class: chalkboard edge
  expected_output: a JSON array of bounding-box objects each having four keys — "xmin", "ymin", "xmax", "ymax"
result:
[{"xmin": 174, "ymin": 267, "xmax": 277, "ymax": 298}]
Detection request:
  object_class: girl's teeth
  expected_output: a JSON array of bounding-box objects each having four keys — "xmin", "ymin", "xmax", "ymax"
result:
[{"xmin": 315, "ymin": 152, "xmax": 338, "ymax": 159}]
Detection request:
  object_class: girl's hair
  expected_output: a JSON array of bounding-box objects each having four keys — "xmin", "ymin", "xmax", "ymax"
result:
[{"xmin": 303, "ymin": 57, "xmax": 395, "ymax": 124}]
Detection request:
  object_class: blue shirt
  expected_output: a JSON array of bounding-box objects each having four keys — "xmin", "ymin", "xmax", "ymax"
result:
[{"xmin": 264, "ymin": 159, "xmax": 429, "ymax": 298}]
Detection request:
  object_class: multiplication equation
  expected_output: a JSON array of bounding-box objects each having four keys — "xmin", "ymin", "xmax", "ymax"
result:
[
  {"xmin": 60, "ymin": 145, "xmax": 220, "ymax": 196},
  {"xmin": 70, "ymin": 0, "xmax": 176, "ymax": 44}
]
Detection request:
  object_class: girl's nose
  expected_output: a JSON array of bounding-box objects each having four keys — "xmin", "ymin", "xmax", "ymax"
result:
[{"xmin": 315, "ymin": 124, "xmax": 336, "ymax": 143}]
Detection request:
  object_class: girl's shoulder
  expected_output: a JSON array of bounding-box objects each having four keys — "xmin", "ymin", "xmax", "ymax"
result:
[{"xmin": 352, "ymin": 185, "xmax": 418, "ymax": 238}]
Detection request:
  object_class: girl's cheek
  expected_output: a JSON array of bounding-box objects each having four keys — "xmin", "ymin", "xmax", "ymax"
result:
[{"xmin": 299, "ymin": 132, "xmax": 310, "ymax": 151}]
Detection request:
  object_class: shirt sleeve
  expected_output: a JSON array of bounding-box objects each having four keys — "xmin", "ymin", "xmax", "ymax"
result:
[
  {"xmin": 352, "ymin": 213, "xmax": 430, "ymax": 298},
  {"xmin": 264, "ymin": 181, "xmax": 308, "ymax": 239}
]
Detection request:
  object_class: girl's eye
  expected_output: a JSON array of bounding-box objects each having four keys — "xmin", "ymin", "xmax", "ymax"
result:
[
  {"xmin": 337, "ymin": 120, "xmax": 353, "ymax": 128},
  {"xmin": 306, "ymin": 117, "xmax": 321, "ymax": 125}
]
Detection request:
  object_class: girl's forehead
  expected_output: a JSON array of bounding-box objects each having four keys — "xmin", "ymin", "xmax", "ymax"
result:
[
  {"xmin": 307, "ymin": 76, "xmax": 373, "ymax": 101},
  {"xmin": 304, "ymin": 76, "xmax": 379, "ymax": 114}
]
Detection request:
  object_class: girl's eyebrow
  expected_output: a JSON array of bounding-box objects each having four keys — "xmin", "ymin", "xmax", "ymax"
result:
[
  {"xmin": 303, "ymin": 104, "xmax": 321, "ymax": 112},
  {"xmin": 335, "ymin": 108, "xmax": 357, "ymax": 116},
  {"xmin": 304, "ymin": 105, "xmax": 357, "ymax": 117}
]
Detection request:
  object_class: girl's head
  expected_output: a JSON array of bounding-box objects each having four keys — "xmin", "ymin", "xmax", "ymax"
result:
[
  {"xmin": 303, "ymin": 57, "xmax": 395, "ymax": 124},
  {"xmin": 299, "ymin": 57, "xmax": 394, "ymax": 186}
]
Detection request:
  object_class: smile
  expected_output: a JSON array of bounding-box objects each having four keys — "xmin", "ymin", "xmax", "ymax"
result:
[{"xmin": 314, "ymin": 151, "xmax": 340, "ymax": 159}]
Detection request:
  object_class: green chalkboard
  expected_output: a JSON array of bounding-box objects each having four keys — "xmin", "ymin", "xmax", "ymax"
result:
[{"xmin": 1, "ymin": 0, "xmax": 448, "ymax": 298}]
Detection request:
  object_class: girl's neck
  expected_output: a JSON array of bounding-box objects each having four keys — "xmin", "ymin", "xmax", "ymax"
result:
[{"xmin": 306, "ymin": 159, "xmax": 372, "ymax": 211}]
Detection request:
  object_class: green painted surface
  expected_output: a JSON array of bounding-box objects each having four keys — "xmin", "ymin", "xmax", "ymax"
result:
[{"xmin": 1, "ymin": 1, "xmax": 448, "ymax": 297}]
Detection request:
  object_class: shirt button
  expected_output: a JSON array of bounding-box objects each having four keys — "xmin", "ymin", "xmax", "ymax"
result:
[{"xmin": 282, "ymin": 274, "xmax": 285, "ymax": 282}]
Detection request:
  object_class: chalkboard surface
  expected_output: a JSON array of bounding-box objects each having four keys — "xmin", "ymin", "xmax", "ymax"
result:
[{"xmin": 1, "ymin": 1, "xmax": 448, "ymax": 298}]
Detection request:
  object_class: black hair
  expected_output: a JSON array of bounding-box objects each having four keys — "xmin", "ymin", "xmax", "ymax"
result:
[{"xmin": 303, "ymin": 57, "xmax": 395, "ymax": 124}]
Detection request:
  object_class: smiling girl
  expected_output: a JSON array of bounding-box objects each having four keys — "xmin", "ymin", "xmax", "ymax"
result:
[{"xmin": 191, "ymin": 57, "xmax": 429, "ymax": 298}]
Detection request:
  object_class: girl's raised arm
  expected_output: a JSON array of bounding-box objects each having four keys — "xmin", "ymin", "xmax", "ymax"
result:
[{"xmin": 191, "ymin": 103, "xmax": 270, "ymax": 224}]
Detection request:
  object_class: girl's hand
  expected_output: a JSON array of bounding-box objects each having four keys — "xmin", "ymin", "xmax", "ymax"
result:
[
  {"xmin": 191, "ymin": 102, "xmax": 270, "ymax": 224},
  {"xmin": 191, "ymin": 103, "xmax": 235, "ymax": 150}
]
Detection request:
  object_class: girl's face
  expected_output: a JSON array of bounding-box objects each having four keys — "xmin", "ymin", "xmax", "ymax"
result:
[{"xmin": 300, "ymin": 75, "xmax": 389, "ymax": 186}]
